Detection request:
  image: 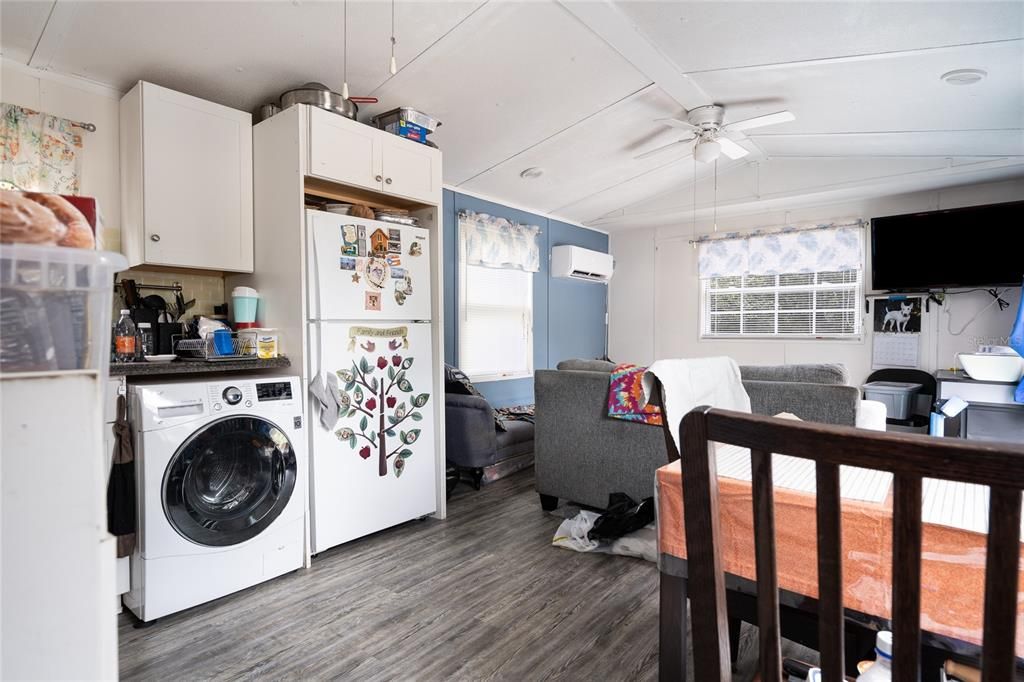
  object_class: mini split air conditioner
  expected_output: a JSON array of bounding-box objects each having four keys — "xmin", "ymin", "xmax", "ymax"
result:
[{"xmin": 551, "ymin": 245, "xmax": 614, "ymax": 283}]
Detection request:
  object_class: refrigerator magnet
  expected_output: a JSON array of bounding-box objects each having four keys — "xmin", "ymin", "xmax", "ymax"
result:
[
  {"xmin": 370, "ymin": 228, "xmax": 389, "ymax": 255},
  {"xmin": 340, "ymin": 257, "xmax": 357, "ymax": 271},
  {"xmin": 365, "ymin": 258, "xmax": 388, "ymax": 289},
  {"xmin": 408, "ymin": 241, "xmax": 422, "ymax": 256},
  {"xmin": 365, "ymin": 291, "xmax": 382, "ymax": 312}
]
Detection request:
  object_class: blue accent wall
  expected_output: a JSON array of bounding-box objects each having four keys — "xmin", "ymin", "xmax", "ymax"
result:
[{"xmin": 442, "ymin": 190, "xmax": 609, "ymax": 408}]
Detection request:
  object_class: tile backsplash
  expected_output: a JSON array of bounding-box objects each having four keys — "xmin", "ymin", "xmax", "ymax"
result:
[{"xmin": 113, "ymin": 268, "xmax": 225, "ymax": 320}]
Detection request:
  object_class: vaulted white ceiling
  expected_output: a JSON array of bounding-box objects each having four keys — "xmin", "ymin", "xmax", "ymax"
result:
[{"xmin": 2, "ymin": 0, "xmax": 1022, "ymax": 231}]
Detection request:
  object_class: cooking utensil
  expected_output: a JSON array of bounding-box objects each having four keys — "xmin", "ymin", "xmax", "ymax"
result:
[
  {"xmin": 279, "ymin": 83, "xmax": 378, "ymax": 120},
  {"xmin": 120, "ymin": 279, "xmax": 140, "ymax": 309},
  {"xmin": 255, "ymin": 103, "xmax": 281, "ymax": 122},
  {"xmin": 280, "ymin": 82, "xmax": 354, "ymax": 119}
]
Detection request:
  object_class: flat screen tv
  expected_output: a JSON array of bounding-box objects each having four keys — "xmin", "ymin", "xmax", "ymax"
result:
[{"xmin": 870, "ymin": 200, "xmax": 1024, "ymax": 291}]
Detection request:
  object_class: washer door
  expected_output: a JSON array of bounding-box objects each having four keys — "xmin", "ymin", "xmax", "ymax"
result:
[{"xmin": 163, "ymin": 416, "xmax": 296, "ymax": 547}]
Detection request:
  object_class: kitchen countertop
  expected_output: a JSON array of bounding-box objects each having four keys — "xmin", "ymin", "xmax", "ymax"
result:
[
  {"xmin": 935, "ymin": 369, "xmax": 1019, "ymax": 385},
  {"xmin": 110, "ymin": 356, "xmax": 291, "ymax": 377}
]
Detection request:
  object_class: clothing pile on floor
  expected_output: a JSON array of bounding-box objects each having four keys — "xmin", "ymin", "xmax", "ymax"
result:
[{"xmin": 551, "ymin": 493, "xmax": 657, "ymax": 563}]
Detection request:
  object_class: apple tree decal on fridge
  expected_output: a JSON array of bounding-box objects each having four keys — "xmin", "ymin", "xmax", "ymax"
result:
[{"xmin": 334, "ymin": 330, "xmax": 429, "ymax": 478}]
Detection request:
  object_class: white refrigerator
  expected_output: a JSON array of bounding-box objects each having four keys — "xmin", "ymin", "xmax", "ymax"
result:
[{"xmin": 305, "ymin": 210, "xmax": 436, "ymax": 553}]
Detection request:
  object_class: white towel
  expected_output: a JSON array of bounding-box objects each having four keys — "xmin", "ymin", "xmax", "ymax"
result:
[
  {"xmin": 640, "ymin": 357, "xmax": 751, "ymax": 453},
  {"xmin": 309, "ymin": 371, "xmax": 343, "ymax": 430}
]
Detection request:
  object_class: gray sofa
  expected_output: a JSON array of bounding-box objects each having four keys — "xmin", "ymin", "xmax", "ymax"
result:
[{"xmin": 534, "ymin": 359, "xmax": 860, "ymax": 510}]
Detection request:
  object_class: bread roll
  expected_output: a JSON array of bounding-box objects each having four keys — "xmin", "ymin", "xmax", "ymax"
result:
[
  {"xmin": 25, "ymin": 192, "xmax": 95, "ymax": 249},
  {"xmin": 0, "ymin": 189, "xmax": 66, "ymax": 245}
]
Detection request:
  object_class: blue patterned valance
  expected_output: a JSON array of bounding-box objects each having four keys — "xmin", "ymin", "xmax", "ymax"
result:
[
  {"xmin": 697, "ymin": 220, "xmax": 864, "ymax": 278},
  {"xmin": 459, "ymin": 210, "xmax": 540, "ymax": 273}
]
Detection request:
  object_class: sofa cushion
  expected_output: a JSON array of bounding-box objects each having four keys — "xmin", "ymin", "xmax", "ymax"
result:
[
  {"xmin": 739, "ymin": 363, "xmax": 849, "ymax": 385},
  {"xmin": 556, "ymin": 358, "xmax": 617, "ymax": 373},
  {"xmin": 496, "ymin": 419, "xmax": 535, "ymax": 460}
]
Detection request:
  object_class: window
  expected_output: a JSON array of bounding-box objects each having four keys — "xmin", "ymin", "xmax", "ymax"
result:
[
  {"xmin": 702, "ymin": 269, "xmax": 862, "ymax": 338},
  {"xmin": 459, "ymin": 263, "xmax": 533, "ymax": 381}
]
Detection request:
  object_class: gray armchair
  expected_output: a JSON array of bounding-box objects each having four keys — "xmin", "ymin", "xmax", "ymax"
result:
[{"xmin": 445, "ymin": 393, "xmax": 535, "ymax": 489}]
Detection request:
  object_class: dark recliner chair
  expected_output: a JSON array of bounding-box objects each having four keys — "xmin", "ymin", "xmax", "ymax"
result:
[{"xmin": 445, "ymin": 393, "xmax": 534, "ymax": 491}]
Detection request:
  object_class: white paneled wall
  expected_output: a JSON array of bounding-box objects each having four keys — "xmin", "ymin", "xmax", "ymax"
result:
[{"xmin": 609, "ymin": 178, "xmax": 1024, "ymax": 385}]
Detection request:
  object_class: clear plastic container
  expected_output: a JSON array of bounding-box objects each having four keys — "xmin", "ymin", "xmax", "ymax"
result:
[
  {"xmin": 862, "ymin": 381, "xmax": 922, "ymax": 420},
  {"xmin": 0, "ymin": 244, "xmax": 128, "ymax": 376}
]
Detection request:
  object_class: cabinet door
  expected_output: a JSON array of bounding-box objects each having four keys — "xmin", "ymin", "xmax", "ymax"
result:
[
  {"xmin": 379, "ymin": 135, "xmax": 441, "ymax": 204},
  {"xmin": 308, "ymin": 107, "xmax": 382, "ymax": 191},
  {"xmin": 141, "ymin": 83, "xmax": 253, "ymax": 272}
]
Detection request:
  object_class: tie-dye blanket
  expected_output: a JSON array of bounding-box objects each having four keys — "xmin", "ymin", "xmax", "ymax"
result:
[{"xmin": 607, "ymin": 363, "xmax": 662, "ymax": 426}]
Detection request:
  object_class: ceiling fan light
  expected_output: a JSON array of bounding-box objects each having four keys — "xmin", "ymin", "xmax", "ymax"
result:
[{"xmin": 694, "ymin": 140, "xmax": 721, "ymax": 164}]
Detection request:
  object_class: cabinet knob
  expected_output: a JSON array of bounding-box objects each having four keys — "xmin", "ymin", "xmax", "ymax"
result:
[
  {"xmin": 375, "ymin": 175, "xmax": 383, "ymax": 182},
  {"xmin": 150, "ymin": 234, "xmax": 161, "ymax": 242},
  {"xmin": 385, "ymin": 177, "xmax": 393, "ymax": 185}
]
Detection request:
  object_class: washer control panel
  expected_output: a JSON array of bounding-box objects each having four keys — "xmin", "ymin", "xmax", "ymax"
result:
[{"xmin": 207, "ymin": 382, "xmax": 256, "ymax": 412}]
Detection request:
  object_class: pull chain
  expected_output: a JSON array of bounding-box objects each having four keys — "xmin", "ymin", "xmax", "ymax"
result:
[
  {"xmin": 342, "ymin": 0, "xmax": 350, "ymax": 99},
  {"xmin": 691, "ymin": 155, "xmax": 697, "ymax": 250},
  {"xmin": 389, "ymin": 0, "xmax": 397, "ymax": 76},
  {"xmin": 713, "ymin": 157, "xmax": 718, "ymax": 232}
]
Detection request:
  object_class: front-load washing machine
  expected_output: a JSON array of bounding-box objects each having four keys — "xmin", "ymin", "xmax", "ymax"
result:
[{"xmin": 124, "ymin": 375, "xmax": 305, "ymax": 621}]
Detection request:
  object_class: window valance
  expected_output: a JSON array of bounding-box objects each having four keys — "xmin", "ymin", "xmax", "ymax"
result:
[
  {"xmin": 459, "ymin": 210, "xmax": 540, "ymax": 273},
  {"xmin": 1, "ymin": 103, "xmax": 85, "ymax": 194},
  {"xmin": 697, "ymin": 220, "xmax": 864, "ymax": 279}
]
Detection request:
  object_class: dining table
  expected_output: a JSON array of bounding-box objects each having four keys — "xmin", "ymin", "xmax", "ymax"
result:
[{"xmin": 655, "ymin": 449, "xmax": 1024, "ymax": 681}]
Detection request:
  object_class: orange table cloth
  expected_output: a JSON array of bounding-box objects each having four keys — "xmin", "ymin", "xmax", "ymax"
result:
[{"xmin": 656, "ymin": 459, "xmax": 1024, "ymax": 657}]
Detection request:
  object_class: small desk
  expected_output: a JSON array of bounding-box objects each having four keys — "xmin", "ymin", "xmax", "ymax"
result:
[{"xmin": 655, "ymin": 457, "xmax": 1024, "ymax": 680}]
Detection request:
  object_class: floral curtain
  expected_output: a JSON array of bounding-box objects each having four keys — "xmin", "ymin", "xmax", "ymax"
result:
[
  {"xmin": 0, "ymin": 103, "xmax": 84, "ymax": 194},
  {"xmin": 459, "ymin": 210, "xmax": 540, "ymax": 273},
  {"xmin": 697, "ymin": 222, "xmax": 864, "ymax": 278}
]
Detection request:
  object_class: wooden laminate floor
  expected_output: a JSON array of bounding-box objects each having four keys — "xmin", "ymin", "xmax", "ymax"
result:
[{"xmin": 118, "ymin": 469, "xmax": 794, "ymax": 681}]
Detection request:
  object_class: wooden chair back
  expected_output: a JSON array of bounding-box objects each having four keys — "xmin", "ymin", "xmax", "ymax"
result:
[{"xmin": 663, "ymin": 405, "xmax": 1024, "ymax": 682}]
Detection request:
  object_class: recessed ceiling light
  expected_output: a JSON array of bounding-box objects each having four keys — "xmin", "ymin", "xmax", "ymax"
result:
[
  {"xmin": 940, "ymin": 69, "xmax": 987, "ymax": 85},
  {"xmin": 520, "ymin": 167, "xmax": 545, "ymax": 179}
]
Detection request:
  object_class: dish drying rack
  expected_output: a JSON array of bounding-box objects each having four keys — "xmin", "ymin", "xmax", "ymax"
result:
[{"xmin": 174, "ymin": 331, "xmax": 258, "ymax": 361}]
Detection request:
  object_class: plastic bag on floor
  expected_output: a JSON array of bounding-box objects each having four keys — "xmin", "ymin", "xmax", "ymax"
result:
[
  {"xmin": 551, "ymin": 507, "xmax": 657, "ymax": 562},
  {"xmin": 552, "ymin": 509, "xmax": 601, "ymax": 552},
  {"xmin": 590, "ymin": 492, "xmax": 655, "ymax": 541}
]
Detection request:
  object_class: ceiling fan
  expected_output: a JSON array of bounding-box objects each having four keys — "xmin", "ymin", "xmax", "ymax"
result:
[{"xmin": 635, "ymin": 105, "xmax": 795, "ymax": 163}]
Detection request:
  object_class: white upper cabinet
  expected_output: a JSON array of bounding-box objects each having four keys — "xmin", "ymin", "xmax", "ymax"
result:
[
  {"xmin": 306, "ymin": 106, "xmax": 441, "ymax": 204},
  {"xmin": 379, "ymin": 133, "xmax": 441, "ymax": 204},
  {"xmin": 120, "ymin": 82, "xmax": 253, "ymax": 272},
  {"xmin": 307, "ymin": 107, "xmax": 382, "ymax": 191}
]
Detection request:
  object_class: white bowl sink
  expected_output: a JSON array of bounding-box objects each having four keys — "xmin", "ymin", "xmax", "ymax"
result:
[{"xmin": 958, "ymin": 352, "xmax": 1024, "ymax": 382}]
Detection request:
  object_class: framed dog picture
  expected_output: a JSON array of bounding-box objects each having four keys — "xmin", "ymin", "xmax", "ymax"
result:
[{"xmin": 873, "ymin": 297, "xmax": 922, "ymax": 334}]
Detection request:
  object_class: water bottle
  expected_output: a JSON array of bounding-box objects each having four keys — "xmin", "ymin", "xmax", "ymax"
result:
[
  {"xmin": 137, "ymin": 322, "xmax": 154, "ymax": 357},
  {"xmin": 856, "ymin": 631, "xmax": 892, "ymax": 681},
  {"xmin": 114, "ymin": 310, "xmax": 137, "ymax": 363}
]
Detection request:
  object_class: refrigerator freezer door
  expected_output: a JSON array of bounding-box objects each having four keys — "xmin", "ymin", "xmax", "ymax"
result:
[
  {"xmin": 308, "ymin": 321, "xmax": 436, "ymax": 552},
  {"xmin": 307, "ymin": 210, "xmax": 432, "ymax": 321}
]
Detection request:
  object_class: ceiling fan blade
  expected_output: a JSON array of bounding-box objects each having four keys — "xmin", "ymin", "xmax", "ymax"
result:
[
  {"xmin": 717, "ymin": 136, "xmax": 749, "ymax": 160},
  {"xmin": 634, "ymin": 137, "xmax": 695, "ymax": 160},
  {"xmin": 722, "ymin": 110, "xmax": 795, "ymax": 132},
  {"xmin": 656, "ymin": 117, "xmax": 700, "ymax": 132}
]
